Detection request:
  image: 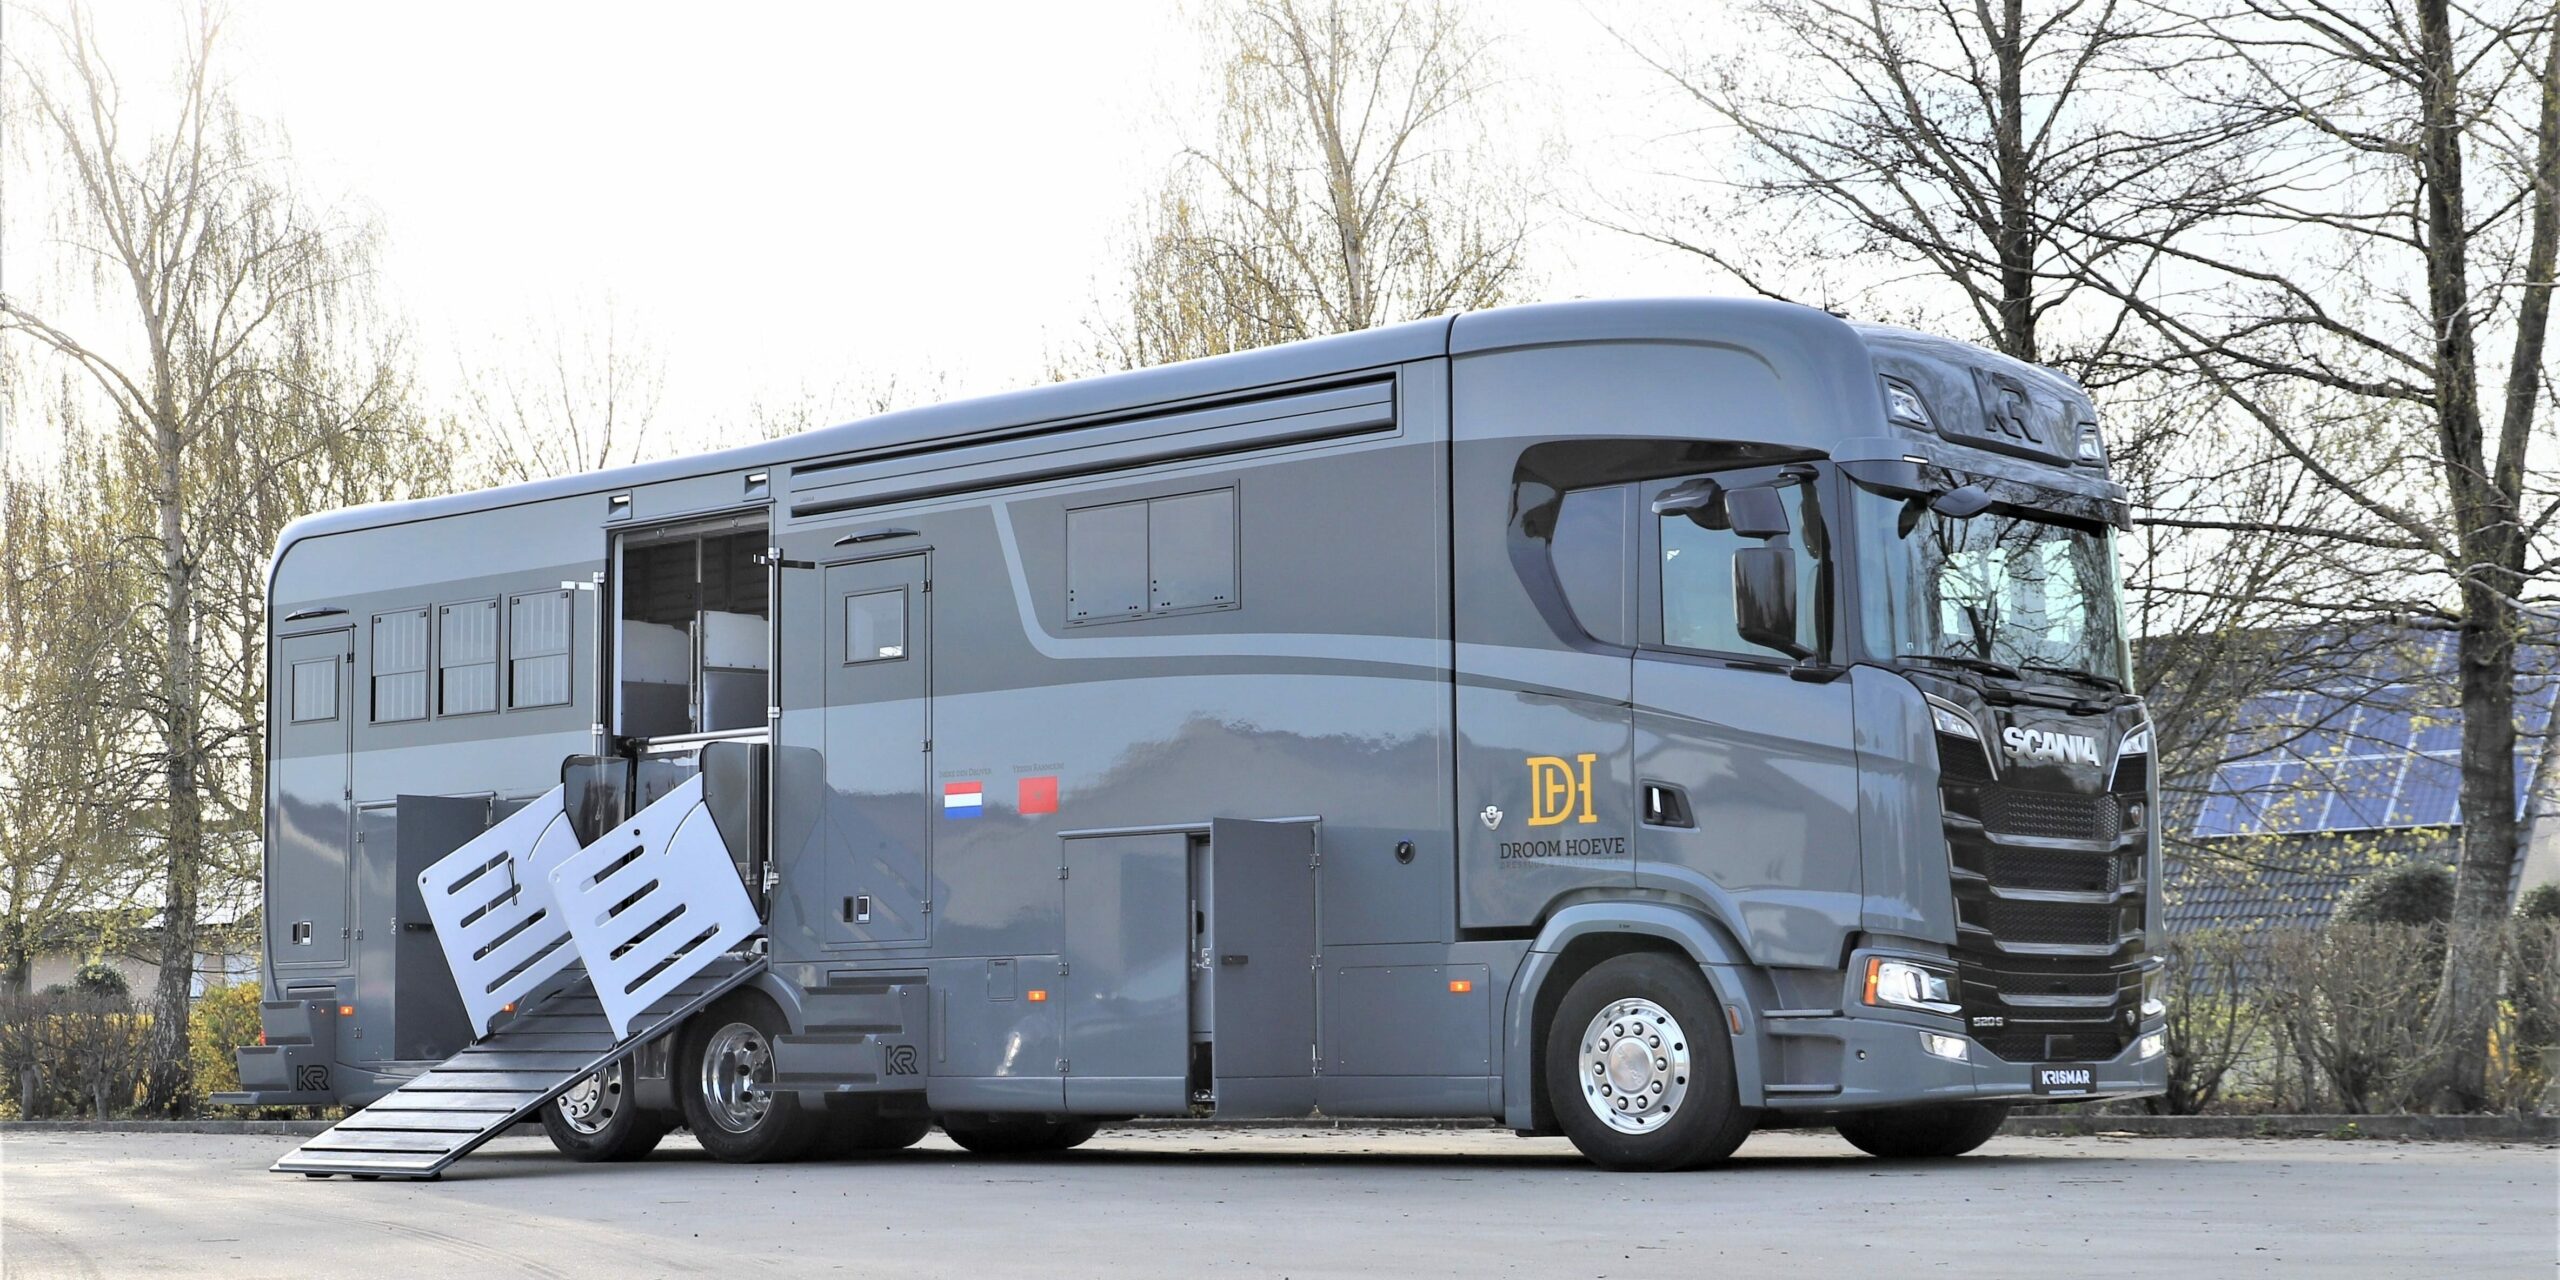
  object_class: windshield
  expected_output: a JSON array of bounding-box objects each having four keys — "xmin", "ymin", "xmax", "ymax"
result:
[{"xmin": 1851, "ymin": 484, "xmax": 2130, "ymax": 686}]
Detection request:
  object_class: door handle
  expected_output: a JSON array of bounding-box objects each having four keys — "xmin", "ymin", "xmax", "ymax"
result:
[{"xmin": 1643, "ymin": 782, "xmax": 1694, "ymax": 828}]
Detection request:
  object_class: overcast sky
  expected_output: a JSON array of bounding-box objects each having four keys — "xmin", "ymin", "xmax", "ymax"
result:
[{"xmin": 3, "ymin": 2, "xmax": 1729, "ymax": 464}]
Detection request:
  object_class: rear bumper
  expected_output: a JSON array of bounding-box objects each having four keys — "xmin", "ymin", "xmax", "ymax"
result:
[{"xmin": 1755, "ymin": 1009, "xmax": 2166, "ymax": 1112}]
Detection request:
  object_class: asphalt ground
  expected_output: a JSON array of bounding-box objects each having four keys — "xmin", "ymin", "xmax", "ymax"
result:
[{"xmin": 3, "ymin": 1126, "xmax": 2552, "ymax": 1278}]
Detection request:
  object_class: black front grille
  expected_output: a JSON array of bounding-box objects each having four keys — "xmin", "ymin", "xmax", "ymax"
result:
[
  {"xmin": 1980, "ymin": 788, "xmax": 2120, "ymax": 842},
  {"xmin": 1937, "ymin": 708, "xmax": 2151, "ymax": 1065},
  {"xmin": 1936, "ymin": 731, "xmax": 1994, "ymax": 785},
  {"xmin": 1977, "ymin": 1028, "xmax": 2125, "ymax": 1062},
  {"xmin": 1984, "ymin": 899, "xmax": 2124, "ymax": 946},
  {"xmin": 1987, "ymin": 849, "xmax": 2119, "ymax": 893}
]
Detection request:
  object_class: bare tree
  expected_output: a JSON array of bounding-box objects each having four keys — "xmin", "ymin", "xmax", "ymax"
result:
[
  {"xmin": 1084, "ymin": 0, "xmax": 1533, "ymax": 370},
  {"xmin": 1596, "ymin": 0, "xmax": 2241, "ymax": 373},
  {"xmin": 455, "ymin": 302, "xmax": 666, "ymax": 484},
  {"xmin": 0, "ymin": 2, "xmax": 433, "ymax": 1111},
  {"xmin": 2060, "ymin": 0, "xmax": 2559, "ymax": 1107}
]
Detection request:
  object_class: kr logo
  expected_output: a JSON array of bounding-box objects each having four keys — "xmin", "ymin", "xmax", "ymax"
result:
[{"xmin": 1526, "ymin": 753, "xmax": 1600, "ymax": 827}]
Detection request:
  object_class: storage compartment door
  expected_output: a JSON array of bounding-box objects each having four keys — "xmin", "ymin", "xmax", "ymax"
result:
[
  {"xmin": 1061, "ymin": 832, "xmax": 1189, "ymax": 1112},
  {"xmin": 1207, "ymin": 818, "xmax": 1318, "ymax": 1116}
]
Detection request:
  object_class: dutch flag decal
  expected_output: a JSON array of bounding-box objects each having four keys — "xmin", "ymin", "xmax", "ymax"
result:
[{"xmin": 942, "ymin": 782, "xmax": 984, "ymax": 819}]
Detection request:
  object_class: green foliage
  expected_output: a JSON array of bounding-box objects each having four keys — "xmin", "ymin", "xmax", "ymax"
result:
[
  {"xmin": 2515, "ymin": 883, "xmax": 2560, "ymax": 922},
  {"xmin": 2338, "ymin": 863, "xmax": 2455, "ymax": 927},
  {"xmin": 69, "ymin": 962, "xmax": 130, "ymax": 1004},
  {"xmin": 0, "ymin": 991, "xmax": 153, "ymax": 1118},
  {"xmin": 189, "ymin": 982, "xmax": 262, "ymax": 1106}
]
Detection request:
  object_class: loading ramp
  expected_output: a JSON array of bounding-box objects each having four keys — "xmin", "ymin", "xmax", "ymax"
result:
[
  {"xmin": 275, "ymin": 774, "xmax": 766, "ymax": 1180},
  {"xmin": 272, "ymin": 956, "xmax": 762, "ymax": 1179}
]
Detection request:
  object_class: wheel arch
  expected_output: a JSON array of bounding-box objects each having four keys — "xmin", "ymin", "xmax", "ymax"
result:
[{"xmin": 1501, "ymin": 902, "xmax": 1769, "ymax": 1132}]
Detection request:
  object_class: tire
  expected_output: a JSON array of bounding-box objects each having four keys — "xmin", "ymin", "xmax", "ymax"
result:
[
  {"xmin": 938, "ymin": 1114, "xmax": 1102, "ymax": 1156},
  {"xmin": 1544, "ymin": 951, "xmax": 1753, "ymax": 1171},
  {"xmin": 677, "ymin": 994, "xmax": 820, "ymax": 1164},
  {"xmin": 812, "ymin": 1101, "xmax": 933, "ymax": 1158},
  {"xmin": 539, "ymin": 1060, "xmax": 669, "ymax": 1162},
  {"xmin": 1834, "ymin": 1103, "xmax": 2009, "ymax": 1159}
]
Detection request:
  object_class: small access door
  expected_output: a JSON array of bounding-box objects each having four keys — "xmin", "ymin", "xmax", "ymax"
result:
[
  {"xmin": 1205, "ymin": 818, "xmax": 1318, "ymax": 1115},
  {"xmin": 776, "ymin": 552, "xmax": 932, "ymax": 950},
  {"xmin": 271, "ymin": 628, "xmax": 355, "ymax": 970}
]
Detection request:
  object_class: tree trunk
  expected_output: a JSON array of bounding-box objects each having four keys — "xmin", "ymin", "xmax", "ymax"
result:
[
  {"xmin": 2408, "ymin": 0, "xmax": 2517, "ymax": 1112},
  {"xmin": 139, "ymin": 395, "xmax": 202, "ymax": 1117},
  {"xmin": 1992, "ymin": 0, "xmax": 2036, "ymax": 363}
]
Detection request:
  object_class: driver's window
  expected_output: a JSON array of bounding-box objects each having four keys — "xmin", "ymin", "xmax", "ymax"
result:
[{"xmin": 1658, "ymin": 481, "xmax": 1823, "ymax": 660}]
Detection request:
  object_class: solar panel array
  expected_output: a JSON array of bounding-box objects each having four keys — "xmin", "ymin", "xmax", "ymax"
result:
[{"xmin": 2191, "ymin": 632, "xmax": 2559, "ymax": 840}]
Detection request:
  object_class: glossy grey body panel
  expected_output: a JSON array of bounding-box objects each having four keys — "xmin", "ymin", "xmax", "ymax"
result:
[{"xmin": 256, "ymin": 297, "xmax": 2161, "ymax": 1120}]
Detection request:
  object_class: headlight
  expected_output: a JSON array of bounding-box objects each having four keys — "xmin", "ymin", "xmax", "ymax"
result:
[
  {"xmin": 1864, "ymin": 957, "xmax": 1959, "ymax": 1014},
  {"xmin": 1882, "ymin": 376, "xmax": 1935, "ymax": 428},
  {"xmin": 1931, "ymin": 702, "xmax": 1980, "ymax": 741},
  {"xmin": 2141, "ymin": 968, "xmax": 2166, "ymax": 1020},
  {"xmin": 1921, "ymin": 1032, "xmax": 1969, "ymax": 1062},
  {"xmin": 2117, "ymin": 724, "xmax": 2153, "ymax": 759},
  {"xmin": 2076, "ymin": 418, "xmax": 2106, "ymax": 464},
  {"xmin": 2137, "ymin": 1031, "xmax": 2166, "ymax": 1060}
]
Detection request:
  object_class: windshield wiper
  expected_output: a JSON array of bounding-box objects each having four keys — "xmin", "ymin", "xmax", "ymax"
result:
[
  {"xmin": 1900, "ymin": 653, "xmax": 2022, "ymax": 681},
  {"xmin": 2017, "ymin": 660, "xmax": 2125, "ymax": 693}
]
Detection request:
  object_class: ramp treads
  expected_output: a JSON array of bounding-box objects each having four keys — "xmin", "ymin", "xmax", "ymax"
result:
[{"xmin": 272, "ymin": 954, "xmax": 764, "ymax": 1180}]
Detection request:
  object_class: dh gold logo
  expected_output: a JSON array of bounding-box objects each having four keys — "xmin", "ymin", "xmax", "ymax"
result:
[{"xmin": 1525, "ymin": 753, "xmax": 1599, "ymax": 826}]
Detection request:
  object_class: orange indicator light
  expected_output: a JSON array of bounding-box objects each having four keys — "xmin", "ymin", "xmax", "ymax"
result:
[
  {"xmin": 1026, "ymin": 989, "xmax": 1049, "ymax": 1002},
  {"xmin": 502, "ymin": 1002, "xmax": 516, "ymax": 1013},
  {"xmin": 338, "ymin": 1005, "xmax": 355, "ymax": 1017},
  {"xmin": 1448, "ymin": 979, "xmax": 1473, "ymax": 994}
]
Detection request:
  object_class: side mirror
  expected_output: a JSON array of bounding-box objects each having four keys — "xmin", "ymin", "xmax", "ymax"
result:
[
  {"xmin": 1930, "ymin": 484, "xmax": 1994, "ymax": 519},
  {"xmin": 1733, "ymin": 545, "xmax": 1812, "ymax": 660},
  {"xmin": 1723, "ymin": 486, "xmax": 1793, "ymax": 539}
]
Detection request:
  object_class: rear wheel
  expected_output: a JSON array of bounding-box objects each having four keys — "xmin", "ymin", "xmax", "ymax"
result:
[
  {"xmin": 1834, "ymin": 1103, "xmax": 2009, "ymax": 1159},
  {"xmin": 938, "ymin": 1114, "xmax": 1101, "ymax": 1156},
  {"xmin": 678, "ymin": 994, "xmax": 819, "ymax": 1164},
  {"xmin": 1545, "ymin": 952, "xmax": 1753, "ymax": 1171},
  {"xmin": 539, "ymin": 1061, "xmax": 669, "ymax": 1162}
]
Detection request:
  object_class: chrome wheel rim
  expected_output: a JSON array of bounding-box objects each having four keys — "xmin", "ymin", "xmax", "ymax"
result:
[
  {"xmin": 1577, "ymin": 998, "xmax": 1692, "ymax": 1135},
  {"xmin": 698, "ymin": 1020, "xmax": 772, "ymax": 1134},
  {"xmin": 557, "ymin": 1065, "xmax": 622, "ymax": 1136}
]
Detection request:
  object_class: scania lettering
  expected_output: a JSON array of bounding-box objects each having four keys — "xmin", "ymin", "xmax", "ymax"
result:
[{"xmin": 224, "ymin": 299, "xmax": 2166, "ymax": 1178}]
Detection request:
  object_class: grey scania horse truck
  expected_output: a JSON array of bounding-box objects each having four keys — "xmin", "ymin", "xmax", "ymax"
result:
[{"xmin": 220, "ymin": 297, "xmax": 2166, "ymax": 1177}]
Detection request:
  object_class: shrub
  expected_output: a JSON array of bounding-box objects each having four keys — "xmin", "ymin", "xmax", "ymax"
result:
[
  {"xmin": 2261, "ymin": 923, "xmax": 2447, "ymax": 1113},
  {"xmin": 2339, "ymin": 863, "xmax": 2456, "ymax": 927},
  {"xmin": 190, "ymin": 982, "xmax": 263, "ymax": 1107},
  {"xmin": 2516, "ymin": 883, "xmax": 2560, "ymax": 923},
  {"xmin": 2156, "ymin": 929, "xmax": 2267, "ymax": 1115},
  {"xmin": 0, "ymin": 990, "xmax": 153, "ymax": 1118}
]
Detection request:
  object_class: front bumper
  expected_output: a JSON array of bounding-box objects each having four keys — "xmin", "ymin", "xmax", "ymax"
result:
[{"xmin": 1754, "ymin": 1009, "xmax": 2166, "ymax": 1111}]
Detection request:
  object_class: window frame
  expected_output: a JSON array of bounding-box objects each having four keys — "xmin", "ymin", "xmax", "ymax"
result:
[
  {"xmin": 1637, "ymin": 462, "xmax": 1838, "ymax": 670},
  {"xmin": 1063, "ymin": 485, "xmax": 1242, "ymax": 627},
  {"xmin": 369, "ymin": 607, "xmax": 431, "ymax": 724},
  {"xmin": 507, "ymin": 588, "xmax": 577, "ymax": 711},
  {"xmin": 287, "ymin": 657, "xmax": 341, "ymax": 724},
  {"xmin": 842, "ymin": 586, "xmax": 911, "ymax": 665},
  {"xmin": 436, "ymin": 597, "xmax": 501, "ymax": 718}
]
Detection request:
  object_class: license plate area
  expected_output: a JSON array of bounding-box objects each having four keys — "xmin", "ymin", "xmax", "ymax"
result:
[{"xmin": 2031, "ymin": 1062, "xmax": 2098, "ymax": 1095}]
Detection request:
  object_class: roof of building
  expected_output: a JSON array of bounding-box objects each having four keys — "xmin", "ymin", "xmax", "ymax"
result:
[{"xmin": 2183, "ymin": 624, "xmax": 2557, "ymax": 842}]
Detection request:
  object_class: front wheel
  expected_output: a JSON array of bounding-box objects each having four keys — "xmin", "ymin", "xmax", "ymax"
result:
[
  {"xmin": 539, "ymin": 1061, "xmax": 669, "ymax": 1161},
  {"xmin": 1834, "ymin": 1103, "xmax": 2009, "ymax": 1159},
  {"xmin": 1544, "ymin": 952, "xmax": 1753, "ymax": 1171},
  {"xmin": 938, "ymin": 1115, "xmax": 1100, "ymax": 1156},
  {"xmin": 678, "ymin": 994, "xmax": 819, "ymax": 1164}
]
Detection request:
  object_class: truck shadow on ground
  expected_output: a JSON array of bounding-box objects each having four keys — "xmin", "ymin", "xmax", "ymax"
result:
[{"xmin": 422, "ymin": 1141, "xmax": 2107, "ymax": 1181}]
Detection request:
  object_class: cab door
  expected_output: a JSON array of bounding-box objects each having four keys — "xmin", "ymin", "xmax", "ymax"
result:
[
  {"xmin": 1632, "ymin": 466, "xmax": 1863, "ymax": 968},
  {"xmin": 773, "ymin": 551, "xmax": 933, "ymax": 953}
]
